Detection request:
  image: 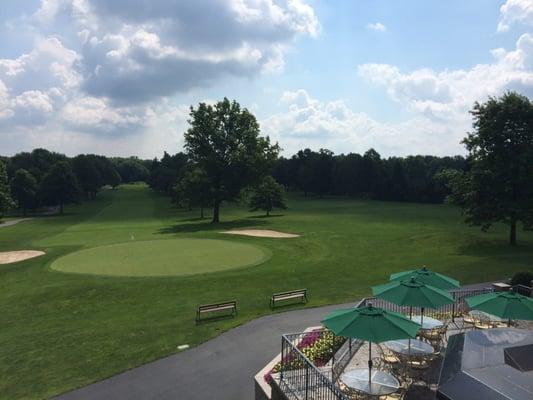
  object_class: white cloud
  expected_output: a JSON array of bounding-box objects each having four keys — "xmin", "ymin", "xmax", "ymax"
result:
[
  {"xmin": 31, "ymin": 0, "xmax": 320, "ymax": 103},
  {"xmin": 367, "ymin": 22, "xmax": 387, "ymax": 32},
  {"xmin": 498, "ymin": 0, "xmax": 533, "ymax": 32},
  {"xmin": 0, "ymin": 0, "xmax": 319, "ymax": 156},
  {"xmin": 264, "ymin": 32, "xmax": 533, "ymax": 157},
  {"xmin": 262, "ymin": 90, "xmax": 462, "ymax": 156},
  {"xmin": 358, "ymin": 33, "xmax": 533, "ymax": 122}
]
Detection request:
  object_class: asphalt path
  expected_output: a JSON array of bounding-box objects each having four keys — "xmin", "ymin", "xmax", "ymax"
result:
[{"xmin": 55, "ymin": 282, "xmax": 493, "ymax": 400}]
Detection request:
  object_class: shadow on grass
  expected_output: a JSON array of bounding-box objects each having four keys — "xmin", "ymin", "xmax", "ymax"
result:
[
  {"xmin": 195, "ymin": 313, "xmax": 237, "ymax": 325},
  {"xmin": 457, "ymin": 238, "xmax": 533, "ymax": 267},
  {"xmin": 158, "ymin": 218, "xmax": 269, "ymax": 234},
  {"xmin": 248, "ymin": 214, "xmax": 285, "ymax": 219}
]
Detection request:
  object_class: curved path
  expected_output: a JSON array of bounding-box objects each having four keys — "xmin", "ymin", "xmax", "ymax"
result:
[
  {"xmin": 55, "ymin": 282, "xmax": 493, "ymax": 400},
  {"xmin": 55, "ymin": 302, "xmax": 353, "ymax": 400}
]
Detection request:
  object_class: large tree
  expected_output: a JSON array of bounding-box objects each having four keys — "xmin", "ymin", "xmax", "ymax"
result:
[
  {"xmin": 0, "ymin": 160, "xmax": 14, "ymax": 220},
  {"xmin": 39, "ymin": 161, "xmax": 81, "ymax": 214},
  {"xmin": 10, "ymin": 169, "xmax": 38, "ymax": 216},
  {"xmin": 443, "ymin": 92, "xmax": 533, "ymax": 245},
  {"xmin": 184, "ymin": 98, "xmax": 279, "ymax": 223},
  {"xmin": 249, "ymin": 176, "xmax": 287, "ymax": 217},
  {"xmin": 175, "ymin": 167, "xmax": 212, "ymax": 218}
]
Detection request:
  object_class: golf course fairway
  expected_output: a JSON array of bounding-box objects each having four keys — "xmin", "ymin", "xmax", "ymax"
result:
[{"xmin": 51, "ymin": 238, "xmax": 270, "ymax": 277}]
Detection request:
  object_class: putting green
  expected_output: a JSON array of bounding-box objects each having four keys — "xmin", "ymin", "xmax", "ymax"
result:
[{"xmin": 50, "ymin": 239, "xmax": 270, "ymax": 277}]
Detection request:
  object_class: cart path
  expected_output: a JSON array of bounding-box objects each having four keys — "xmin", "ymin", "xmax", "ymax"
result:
[{"xmin": 54, "ymin": 282, "xmax": 494, "ymax": 400}]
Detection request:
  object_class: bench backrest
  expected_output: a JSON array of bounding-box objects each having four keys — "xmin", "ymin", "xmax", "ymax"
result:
[
  {"xmin": 272, "ymin": 289, "xmax": 306, "ymax": 298},
  {"xmin": 198, "ymin": 301, "xmax": 236, "ymax": 311}
]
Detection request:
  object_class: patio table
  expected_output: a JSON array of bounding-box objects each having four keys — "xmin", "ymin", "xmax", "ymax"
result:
[
  {"xmin": 340, "ymin": 368, "xmax": 399, "ymax": 396},
  {"xmin": 383, "ymin": 338, "xmax": 434, "ymax": 356},
  {"xmin": 411, "ymin": 315, "xmax": 443, "ymax": 330}
]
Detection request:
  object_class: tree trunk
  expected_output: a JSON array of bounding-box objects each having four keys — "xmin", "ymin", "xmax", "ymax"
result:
[
  {"xmin": 60, "ymin": 202, "xmax": 64, "ymax": 215},
  {"xmin": 23, "ymin": 206, "xmax": 26, "ymax": 217},
  {"xmin": 510, "ymin": 219, "xmax": 517, "ymax": 246},
  {"xmin": 266, "ymin": 209, "xmax": 270, "ymax": 217},
  {"xmin": 212, "ymin": 199, "xmax": 220, "ymax": 223},
  {"xmin": 200, "ymin": 204, "xmax": 204, "ymax": 219}
]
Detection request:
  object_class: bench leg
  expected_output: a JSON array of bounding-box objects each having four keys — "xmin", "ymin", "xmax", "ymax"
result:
[{"xmin": 196, "ymin": 311, "xmax": 200, "ymax": 325}]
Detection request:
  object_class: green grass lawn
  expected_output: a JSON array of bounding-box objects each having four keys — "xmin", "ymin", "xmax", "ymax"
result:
[{"xmin": 1, "ymin": 183, "xmax": 532, "ymax": 399}]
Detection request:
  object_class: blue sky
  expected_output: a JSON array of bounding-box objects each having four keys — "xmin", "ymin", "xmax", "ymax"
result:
[{"xmin": 1, "ymin": 0, "xmax": 533, "ymax": 158}]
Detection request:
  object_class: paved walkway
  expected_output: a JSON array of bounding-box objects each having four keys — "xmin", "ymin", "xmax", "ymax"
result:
[
  {"xmin": 55, "ymin": 302, "xmax": 354, "ymax": 400},
  {"xmin": 55, "ymin": 282, "xmax": 493, "ymax": 400}
]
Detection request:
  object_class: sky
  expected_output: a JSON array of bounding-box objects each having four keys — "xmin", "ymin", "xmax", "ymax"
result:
[{"xmin": 1, "ymin": 0, "xmax": 533, "ymax": 159}]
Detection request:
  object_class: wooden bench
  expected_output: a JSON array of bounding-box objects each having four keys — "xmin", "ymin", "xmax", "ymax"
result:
[
  {"xmin": 270, "ymin": 289, "xmax": 307, "ymax": 308},
  {"xmin": 196, "ymin": 300, "xmax": 237, "ymax": 324}
]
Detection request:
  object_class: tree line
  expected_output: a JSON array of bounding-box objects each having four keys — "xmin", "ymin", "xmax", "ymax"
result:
[
  {"xmin": 2, "ymin": 93, "xmax": 531, "ymax": 245},
  {"xmin": 149, "ymin": 93, "xmax": 533, "ymax": 245},
  {"xmin": 0, "ymin": 148, "xmax": 150, "ymax": 217}
]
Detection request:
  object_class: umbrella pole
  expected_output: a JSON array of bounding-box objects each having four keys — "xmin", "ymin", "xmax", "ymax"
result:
[
  {"xmin": 421, "ymin": 307, "xmax": 424, "ymax": 327},
  {"xmin": 408, "ymin": 306, "xmax": 412, "ymax": 377},
  {"xmin": 368, "ymin": 341, "xmax": 372, "ymax": 387},
  {"xmin": 508, "ymin": 317, "xmax": 511, "ymax": 327}
]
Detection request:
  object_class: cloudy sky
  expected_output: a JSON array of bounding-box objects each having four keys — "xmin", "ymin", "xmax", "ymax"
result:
[{"xmin": 1, "ymin": 0, "xmax": 533, "ymax": 158}]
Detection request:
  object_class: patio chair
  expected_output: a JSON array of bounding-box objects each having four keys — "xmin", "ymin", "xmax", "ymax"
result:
[
  {"xmin": 338, "ymin": 381, "xmax": 363, "ymax": 400},
  {"xmin": 463, "ymin": 314, "xmax": 476, "ymax": 325},
  {"xmin": 378, "ymin": 376, "xmax": 412, "ymax": 400},
  {"xmin": 474, "ymin": 320, "xmax": 495, "ymax": 330},
  {"xmin": 377, "ymin": 344, "xmax": 400, "ymax": 367},
  {"xmin": 420, "ymin": 321, "xmax": 449, "ymax": 352}
]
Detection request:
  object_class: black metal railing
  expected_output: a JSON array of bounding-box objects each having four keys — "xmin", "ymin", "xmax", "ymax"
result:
[
  {"xmin": 512, "ymin": 284, "xmax": 532, "ymax": 297},
  {"xmin": 361, "ymin": 286, "xmax": 495, "ymax": 320},
  {"xmin": 279, "ymin": 332, "xmax": 350, "ymax": 400},
  {"xmin": 276, "ymin": 286, "xmax": 498, "ymax": 400}
]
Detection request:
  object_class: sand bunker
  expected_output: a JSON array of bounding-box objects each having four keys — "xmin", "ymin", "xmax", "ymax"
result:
[
  {"xmin": 0, "ymin": 250, "xmax": 45, "ymax": 264},
  {"xmin": 221, "ymin": 229, "xmax": 300, "ymax": 238}
]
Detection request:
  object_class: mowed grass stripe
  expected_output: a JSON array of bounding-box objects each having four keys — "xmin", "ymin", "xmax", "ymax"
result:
[{"xmin": 50, "ymin": 239, "xmax": 271, "ymax": 277}]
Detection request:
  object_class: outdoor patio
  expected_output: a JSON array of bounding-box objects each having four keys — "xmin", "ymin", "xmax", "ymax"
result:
[{"xmin": 266, "ymin": 277, "xmax": 533, "ymax": 400}]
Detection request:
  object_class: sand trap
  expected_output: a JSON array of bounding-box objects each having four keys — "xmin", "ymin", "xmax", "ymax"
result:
[
  {"xmin": 221, "ymin": 229, "xmax": 300, "ymax": 238},
  {"xmin": 0, "ymin": 250, "xmax": 45, "ymax": 264}
]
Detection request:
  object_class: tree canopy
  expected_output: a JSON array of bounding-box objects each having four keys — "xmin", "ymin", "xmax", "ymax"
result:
[
  {"xmin": 441, "ymin": 92, "xmax": 533, "ymax": 245},
  {"xmin": 0, "ymin": 160, "xmax": 14, "ymax": 219},
  {"xmin": 39, "ymin": 161, "xmax": 81, "ymax": 214},
  {"xmin": 249, "ymin": 176, "xmax": 286, "ymax": 217},
  {"xmin": 10, "ymin": 169, "xmax": 38, "ymax": 216},
  {"xmin": 175, "ymin": 166, "xmax": 211, "ymax": 218},
  {"xmin": 184, "ymin": 98, "xmax": 279, "ymax": 222}
]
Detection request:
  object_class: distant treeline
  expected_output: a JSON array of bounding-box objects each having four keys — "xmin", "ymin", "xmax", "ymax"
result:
[
  {"xmin": 0, "ymin": 148, "xmax": 150, "ymax": 214},
  {"xmin": 147, "ymin": 148, "xmax": 466, "ymax": 205},
  {"xmin": 0, "ymin": 146, "xmax": 466, "ymax": 217}
]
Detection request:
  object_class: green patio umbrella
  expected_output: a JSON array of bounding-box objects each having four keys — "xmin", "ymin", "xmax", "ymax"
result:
[
  {"xmin": 466, "ymin": 291, "xmax": 533, "ymax": 327},
  {"xmin": 372, "ymin": 276, "xmax": 456, "ymax": 363},
  {"xmin": 322, "ymin": 303, "xmax": 420, "ymax": 388},
  {"xmin": 390, "ymin": 266, "xmax": 460, "ymax": 290},
  {"xmin": 372, "ymin": 276, "xmax": 455, "ymax": 324}
]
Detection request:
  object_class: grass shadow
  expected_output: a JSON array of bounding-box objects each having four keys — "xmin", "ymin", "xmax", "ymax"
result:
[
  {"xmin": 456, "ymin": 238, "xmax": 533, "ymax": 271},
  {"xmin": 248, "ymin": 214, "xmax": 285, "ymax": 219},
  {"xmin": 195, "ymin": 313, "xmax": 237, "ymax": 325},
  {"xmin": 158, "ymin": 218, "xmax": 269, "ymax": 234}
]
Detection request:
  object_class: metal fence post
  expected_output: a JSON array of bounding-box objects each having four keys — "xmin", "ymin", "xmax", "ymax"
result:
[{"xmin": 305, "ymin": 362, "xmax": 309, "ymax": 400}]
